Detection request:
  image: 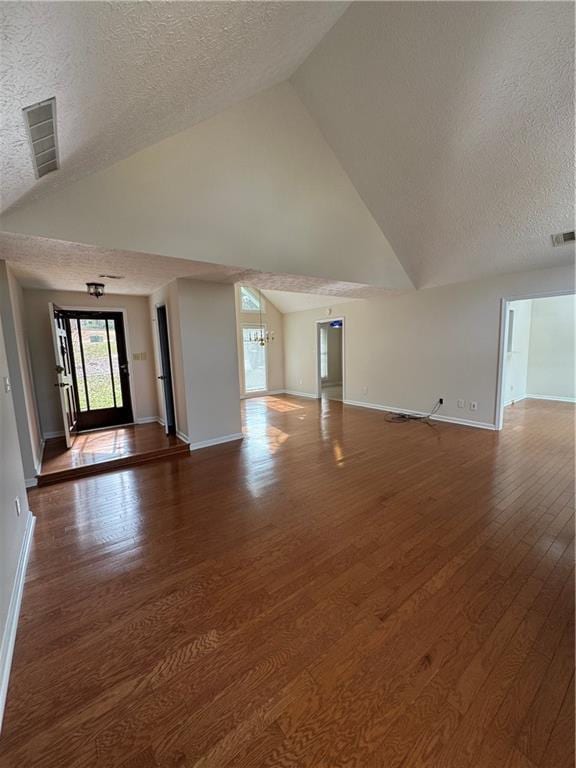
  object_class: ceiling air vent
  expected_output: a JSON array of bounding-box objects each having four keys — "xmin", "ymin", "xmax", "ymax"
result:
[
  {"xmin": 551, "ymin": 230, "xmax": 575, "ymax": 247},
  {"xmin": 23, "ymin": 97, "xmax": 59, "ymax": 178}
]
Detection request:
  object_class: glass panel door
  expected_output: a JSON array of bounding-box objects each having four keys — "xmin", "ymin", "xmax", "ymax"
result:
[
  {"xmin": 242, "ymin": 328, "xmax": 267, "ymax": 393},
  {"xmin": 64, "ymin": 311, "xmax": 133, "ymax": 430}
]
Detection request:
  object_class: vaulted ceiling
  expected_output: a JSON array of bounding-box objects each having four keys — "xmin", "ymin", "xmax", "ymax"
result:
[
  {"xmin": 292, "ymin": 2, "xmax": 575, "ymax": 287},
  {"xmin": 0, "ymin": 0, "xmax": 348, "ymax": 213},
  {"xmin": 0, "ymin": 1, "xmax": 573, "ymax": 294}
]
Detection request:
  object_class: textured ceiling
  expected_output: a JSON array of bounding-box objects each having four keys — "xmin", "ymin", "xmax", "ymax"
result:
[
  {"xmin": 293, "ymin": 2, "xmax": 575, "ymax": 288},
  {"xmin": 0, "ymin": 231, "xmax": 398, "ymax": 300},
  {"xmin": 261, "ymin": 289, "xmax": 359, "ymax": 314},
  {"xmin": 0, "ymin": 1, "xmax": 348, "ymax": 214}
]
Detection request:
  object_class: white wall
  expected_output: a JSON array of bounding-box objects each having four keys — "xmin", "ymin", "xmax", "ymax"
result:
[
  {"xmin": 23, "ymin": 289, "xmax": 159, "ymax": 436},
  {"xmin": 176, "ymin": 279, "xmax": 242, "ymax": 446},
  {"xmin": 0, "ymin": 261, "xmax": 43, "ymax": 481},
  {"xmin": 527, "ymin": 294, "xmax": 575, "ymax": 400},
  {"xmin": 0, "ymin": 304, "xmax": 33, "ymax": 726},
  {"xmin": 283, "ymin": 266, "xmax": 574, "ymax": 428},
  {"xmin": 235, "ymin": 286, "xmax": 284, "ymax": 397},
  {"xmin": 0, "ymin": 83, "xmax": 411, "ymax": 291},
  {"xmin": 502, "ymin": 299, "xmax": 532, "ymax": 405}
]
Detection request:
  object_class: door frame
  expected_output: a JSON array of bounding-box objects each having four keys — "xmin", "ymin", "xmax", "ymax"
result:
[
  {"xmin": 494, "ymin": 288, "xmax": 575, "ymax": 431},
  {"xmin": 154, "ymin": 303, "xmax": 177, "ymax": 435},
  {"xmin": 59, "ymin": 304, "xmax": 137, "ymax": 431},
  {"xmin": 315, "ymin": 317, "xmax": 346, "ymax": 400},
  {"xmin": 239, "ymin": 321, "xmax": 270, "ymax": 397}
]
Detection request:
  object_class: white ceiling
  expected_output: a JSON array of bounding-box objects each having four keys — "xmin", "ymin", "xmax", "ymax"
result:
[
  {"xmin": 293, "ymin": 2, "xmax": 575, "ymax": 288},
  {"xmin": 261, "ymin": 289, "xmax": 360, "ymax": 314},
  {"xmin": 0, "ymin": 231, "xmax": 397, "ymax": 300},
  {"xmin": 0, "ymin": 1, "xmax": 348, "ymax": 214}
]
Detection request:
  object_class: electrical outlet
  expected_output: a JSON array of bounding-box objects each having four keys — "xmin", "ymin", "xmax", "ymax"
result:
[
  {"xmin": 362, "ymin": 386, "xmax": 368, "ymax": 395},
  {"xmin": 3, "ymin": 376, "xmax": 10, "ymax": 393},
  {"xmin": 14, "ymin": 497, "xmax": 21, "ymax": 517},
  {"xmin": 457, "ymin": 399, "xmax": 466, "ymax": 409},
  {"xmin": 469, "ymin": 401, "xmax": 478, "ymax": 411},
  {"xmin": 298, "ymin": 378, "xmax": 303, "ymax": 386}
]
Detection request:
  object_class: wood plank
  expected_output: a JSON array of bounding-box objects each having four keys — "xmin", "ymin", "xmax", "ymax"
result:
[{"xmin": 0, "ymin": 397, "xmax": 573, "ymax": 768}]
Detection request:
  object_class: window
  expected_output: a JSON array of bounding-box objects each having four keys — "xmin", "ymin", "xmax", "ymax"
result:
[
  {"xmin": 240, "ymin": 286, "xmax": 262, "ymax": 312},
  {"xmin": 320, "ymin": 325, "xmax": 328, "ymax": 380},
  {"xmin": 242, "ymin": 328, "xmax": 267, "ymax": 392}
]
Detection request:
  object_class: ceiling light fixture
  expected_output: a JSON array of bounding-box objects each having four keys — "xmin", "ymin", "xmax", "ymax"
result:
[
  {"xmin": 247, "ymin": 288, "xmax": 275, "ymax": 346},
  {"xmin": 23, "ymin": 97, "xmax": 59, "ymax": 178},
  {"xmin": 86, "ymin": 282, "xmax": 105, "ymax": 299}
]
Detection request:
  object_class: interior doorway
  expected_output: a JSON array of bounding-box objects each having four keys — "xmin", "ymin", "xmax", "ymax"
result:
[
  {"xmin": 496, "ymin": 291, "xmax": 575, "ymax": 429},
  {"xmin": 50, "ymin": 307, "xmax": 134, "ymax": 433},
  {"xmin": 317, "ymin": 318, "xmax": 344, "ymax": 401},
  {"xmin": 156, "ymin": 304, "xmax": 176, "ymax": 435}
]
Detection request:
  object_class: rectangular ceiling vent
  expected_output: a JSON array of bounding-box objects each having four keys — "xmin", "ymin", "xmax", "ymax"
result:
[
  {"xmin": 551, "ymin": 230, "xmax": 575, "ymax": 247},
  {"xmin": 23, "ymin": 97, "xmax": 59, "ymax": 179}
]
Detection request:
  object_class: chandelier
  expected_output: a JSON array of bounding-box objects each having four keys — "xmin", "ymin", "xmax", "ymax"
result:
[
  {"xmin": 86, "ymin": 281, "xmax": 105, "ymax": 298},
  {"xmin": 247, "ymin": 288, "xmax": 275, "ymax": 346}
]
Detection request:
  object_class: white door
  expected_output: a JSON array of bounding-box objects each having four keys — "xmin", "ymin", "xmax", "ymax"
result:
[{"xmin": 49, "ymin": 302, "xmax": 77, "ymax": 448}]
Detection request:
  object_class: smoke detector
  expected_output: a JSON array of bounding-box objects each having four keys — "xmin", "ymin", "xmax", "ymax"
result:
[
  {"xmin": 551, "ymin": 230, "xmax": 575, "ymax": 247},
  {"xmin": 23, "ymin": 97, "xmax": 59, "ymax": 179}
]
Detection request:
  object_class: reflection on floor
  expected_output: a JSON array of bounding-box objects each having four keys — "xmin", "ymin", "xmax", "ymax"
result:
[
  {"xmin": 321, "ymin": 383, "xmax": 343, "ymax": 401},
  {"xmin": 38, "ymin": 422, "xmax": 189, "ymax": 485},
  {"xmin": 4, "ymin": 397, "xmax": 574, "ymax": 767}
]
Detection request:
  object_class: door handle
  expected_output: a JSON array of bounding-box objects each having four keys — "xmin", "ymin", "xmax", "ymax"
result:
[
  {"xmin": 157, "ymin": 375, "xmax": 166, "ymax": 380},
  {"xmin": 54, "ymin": 382, "xmax": 68, "ymax": 388}
]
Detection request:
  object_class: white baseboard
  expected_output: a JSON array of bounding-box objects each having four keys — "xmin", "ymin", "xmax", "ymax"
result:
[
  {"xmin": 283, "ymin": 390, "xmax": 318, "ymax": 400},
  {"xmin": 188, "ymin": 432, "xmax": 244, "ymax": 452},
  {"xmin": 0, "ymin": 511, "xmax": 35, "ymax": 732},
  {"xmin": 176, "ymin": 430, "xmax": 189, "ymax": 444},
  {"xmin": 24, "ymin": 477, "xmax": 38, "ymax": 489},
  {"xmin": 42, "ymin": 430, "xmax": 64, "ymax": 440},
  {"xmin": 241, "ymin": 389, "xmax": 285, "ymax": 400},
  {"xmin": 504, "ymin": 395, "xmax": 527, "ymax": 406},
  {"xmin": 526, "ymin": 394, "xmax": 576, "ymax": 404},
  {"xmin": 343, "ymin": 399, "xmax": 497, "ymax": 431},
  {"xmin": 135, "ymin": 416, "xmax": 161, "ymax": 424}
]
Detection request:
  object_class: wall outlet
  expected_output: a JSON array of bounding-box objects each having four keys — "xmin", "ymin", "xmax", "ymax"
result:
[
  {"xmin": 3, "ymin": 376, "xmax": 10, "ymax": 393},
  {"xmin": 14, "ymin": 497, "xmax": 21, "ymax": 517},
  {"xmin": 298, "ymin": 378, "xmax": 303, "ymax": 386},
  {"xmin": 469, "ymin": 401, "xmax": 478, "ymax": 411},
  {"xmin": 457, "ymin": 399, "xmax": 466, "ymax": 409},
  {"xmin": 362, "ymin": 386, "xmax": 368, "ymax": 395}
]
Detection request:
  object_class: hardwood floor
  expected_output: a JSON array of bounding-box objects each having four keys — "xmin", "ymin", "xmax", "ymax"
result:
[
  {"xmin": 38, "ymin": 423, "xmax": 189, "ymax": 485},
  {"xmin": 1, "ymin": 396, "xmax": 573, "ymax": 767}
]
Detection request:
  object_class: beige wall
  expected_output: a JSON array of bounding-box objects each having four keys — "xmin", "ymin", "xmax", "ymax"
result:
[
  {"xmin": 283, "ymin": 266, "xmax": 574, "ymax": 428},
  {"xmin": 149, "ymin": 280, "xmax": 188, "ymax": 437},
  {"xmin": 176, "ymin": 279, "xmax": 242, "ymax": 446},
  {"xmin": 24, "ymin": 289, "xmax": 158, "ymax": 436},
  {"xmin": 0, "ymin": 262, "xmax": 42, "ymax": 480},
  {"xmin": 0, "ymin": 303, "xmax": 33, "ymax": 719},
  {"xmin": 0, "ymin": 84, "xmax": 411, "ymax": 292},
  {"xmin": 527, "ymin": 294, "xmax": 575, "ymax": 400},
  {"xmin": 235, "ymin": 286, "xmax": 284, "ymax": 396}
]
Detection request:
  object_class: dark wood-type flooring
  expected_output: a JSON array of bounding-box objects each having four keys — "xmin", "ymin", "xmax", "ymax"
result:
[
  {"xmin": 1, "ymin": 396, "xmax": 574, "ymax": 767},
  {"xmin": 38, "ymin": 422, "xmax": 188, "ymax": 485}
]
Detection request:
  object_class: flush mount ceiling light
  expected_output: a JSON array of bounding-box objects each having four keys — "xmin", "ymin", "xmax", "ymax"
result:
[
  {"xmin": 86, "ymin": 282, "xmax": 105, "ymax": 299},
  {"xmin": 22, "ymin": 97, "xmax": 59, "ymax": 179}
]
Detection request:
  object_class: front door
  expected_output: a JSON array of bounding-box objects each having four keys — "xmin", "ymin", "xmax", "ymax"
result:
[
  {"xmin": 49, "ymin": 302, "xmax": 78, "ymax": 447},
  {"xmin": 64, "ymin": 310, "xmax": 134, "ymax": 431}
]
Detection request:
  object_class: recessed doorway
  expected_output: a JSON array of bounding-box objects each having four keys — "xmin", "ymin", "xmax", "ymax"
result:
[
  {"xmin": 50, "ymin": 306, "xmax": 134, "ymax": 433},
  {"xmin": 317, "ymin": 318, "xmax": 344, "ymax": 401}
]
